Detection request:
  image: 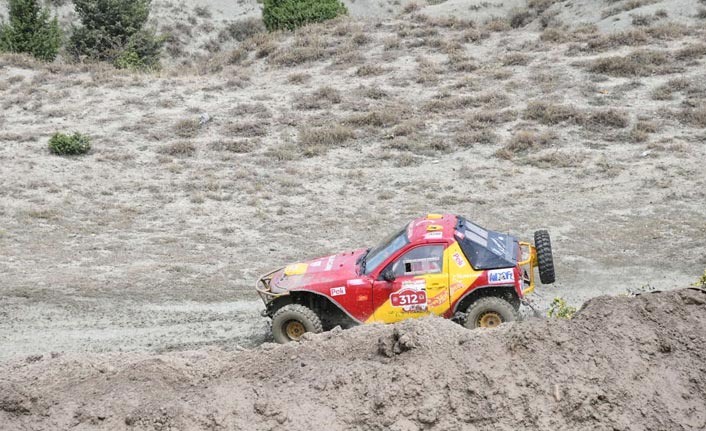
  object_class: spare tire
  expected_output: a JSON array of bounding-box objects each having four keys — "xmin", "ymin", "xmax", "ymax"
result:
[{"xmin": 534, "ymin": 230, "xmax": 555, "ymax": 284}]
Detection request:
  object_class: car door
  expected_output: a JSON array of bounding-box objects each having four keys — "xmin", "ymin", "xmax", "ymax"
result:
[{"xmin": 369, "ymin": 244, "xmax": 450, "ymax": 323}]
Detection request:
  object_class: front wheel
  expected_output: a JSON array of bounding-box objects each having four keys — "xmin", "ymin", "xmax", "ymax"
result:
[
  {"xmin": 271, "ymin": 304, "xmax": 323, "ymax": 343},
  {"xmin": 464, "ymin": 297, "xmax": 519, "ymax": 329}
]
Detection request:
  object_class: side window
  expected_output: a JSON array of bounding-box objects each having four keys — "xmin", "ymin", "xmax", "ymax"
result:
[{"xmin": 390, "ymin": 245, "xmax": 444, "ymax": 277}]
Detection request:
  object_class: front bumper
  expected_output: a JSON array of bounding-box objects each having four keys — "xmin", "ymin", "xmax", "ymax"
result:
[{"xmin": 255, "ymin": 267, "xmax": 288, "ymax": 315}]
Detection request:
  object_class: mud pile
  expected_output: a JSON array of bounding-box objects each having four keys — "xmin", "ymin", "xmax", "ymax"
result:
[{"xmin": 2, "ymin": 289, "xmax": 705, "ymax": 430}]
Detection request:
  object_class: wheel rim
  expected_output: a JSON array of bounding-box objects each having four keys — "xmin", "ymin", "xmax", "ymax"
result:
[
  {"xmin": 478, "ymin": 312, "xmax": 502, "ymax": 328},
  {"xmin": 285, "ymin": 320, "xmax": 306, "ymax": 340}
]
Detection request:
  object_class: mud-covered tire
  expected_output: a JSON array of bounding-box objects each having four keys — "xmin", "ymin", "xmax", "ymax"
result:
[
  {"xmin": 463, "ymin": 297, "xmax": 519, "ymax": 329},
  {"xmin": 534, "ymin": 230, "xmax": 555, "ymax": 284},
  {"xmin": 271, "ymin": 304, "xmax": 323, "ymax": 343}
]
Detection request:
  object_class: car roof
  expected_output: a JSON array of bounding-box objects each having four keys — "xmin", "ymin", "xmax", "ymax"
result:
[{"xmin": 407, "ymin": 214, "xmax": 458, "ymax": 243}]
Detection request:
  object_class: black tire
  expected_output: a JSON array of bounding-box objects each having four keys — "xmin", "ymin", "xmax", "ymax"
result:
[
  {"xmin": 463, "ymin": 297, "xmax": 519, "ymax": 329},
  {"xmin": 271, "ymin": 304, "xmax": 323, "ymax": 344},
  {"xmin": 534, "ymin": 230, "xmax": 555, "ymax": 284}
]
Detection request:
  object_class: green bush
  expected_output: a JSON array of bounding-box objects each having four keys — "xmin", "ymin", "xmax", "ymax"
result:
[
  {"xmin": 69, "ymin": 0, "xmax": 163, "ymax": 70},
  {"xmin": 263, "ymin": 0, "xmax": 347, "ymax": 31},
  {"xmin": 0, "ymin": 0, "xmax": 62, "ymax": 61},
  {"xmin": 48, "ymin": 132, "xmax": 91, "ymax": 156},
  {"xmin": 547, "ymin": 297, "xmax": 577, "ymax": 319},
  {"xmin": 694, "ymin": 269, "xmax": 706, "ymax": 289}
]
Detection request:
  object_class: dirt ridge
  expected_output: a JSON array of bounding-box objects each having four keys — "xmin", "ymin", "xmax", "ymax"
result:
[{"xmin": 1, "ymin": 288, "xmax": 705, "ymax": 430}]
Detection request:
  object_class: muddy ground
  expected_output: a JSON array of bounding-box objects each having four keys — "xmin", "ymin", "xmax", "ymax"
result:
[
  {"xmin": 2, "ymin": 289, "xmax": 705, "ymax": 430},
  {"xmin": 1, "ymin": 0, "xmax": 706, "ymax": 368}
]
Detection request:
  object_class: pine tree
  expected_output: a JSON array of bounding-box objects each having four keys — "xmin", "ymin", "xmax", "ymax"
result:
[{"xmin": 0, "ymin": 0, "xmax": 62, "ymax": 61}]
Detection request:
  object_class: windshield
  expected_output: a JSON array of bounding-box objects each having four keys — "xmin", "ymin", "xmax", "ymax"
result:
[{"xmin": 363, "ymin": 224, "xmax": 410, "ymax": 274}]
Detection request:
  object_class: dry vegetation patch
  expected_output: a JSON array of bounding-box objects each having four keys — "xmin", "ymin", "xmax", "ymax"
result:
[
  {"xmin": 174, "ymin": 118, "xmax": 200, "ymax": 138},
  {"xmin": 158, "ymin": 141, "xmax": 196, "ymax": 157},
  {"xmin": 496, "ymin": 130, "xmax": 556, "ymax": 159},
  {"xmin": 588, "ymin": 49, "xmax": 673, "ymax": 77},
  {"xmin": 524, "ymin": 101, "xmax": 581, "ymax": 125},
  {"xmin": 298, "ymin": 124, "xmax": 354, "ymax": 151},
  {"xmin": 678, "ymin": 106, "xmax": 706, "ymax": 127}
]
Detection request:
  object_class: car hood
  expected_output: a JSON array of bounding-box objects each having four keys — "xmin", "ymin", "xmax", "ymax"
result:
[{"xmin": 271, "ymin": 249, "xmax": 367, "ymax": 293}]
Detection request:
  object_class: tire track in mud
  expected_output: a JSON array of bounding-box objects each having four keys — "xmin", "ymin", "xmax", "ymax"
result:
[{"xmin": 0, "ymin": 298, "xmax": 272, "ymax": 361}]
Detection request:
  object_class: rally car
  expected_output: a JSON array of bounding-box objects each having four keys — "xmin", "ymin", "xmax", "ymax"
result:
[{"xmin": 256, "ymin": 214, "xmax": 555, "ymax": 343}]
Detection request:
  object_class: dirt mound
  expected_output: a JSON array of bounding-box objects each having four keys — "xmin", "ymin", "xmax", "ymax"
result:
[{"xmin": 1, "ymin": 289, "xmax": 705, "ymax": 430}]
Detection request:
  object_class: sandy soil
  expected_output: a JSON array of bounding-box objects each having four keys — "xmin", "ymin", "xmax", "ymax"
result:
[
  {"xmin": 2, "ymin": 289, "xmax": 705, "ymax": 430},
  {"xmin": 1, "ymin": 1, "xmax": 705, "ymax": 363}
]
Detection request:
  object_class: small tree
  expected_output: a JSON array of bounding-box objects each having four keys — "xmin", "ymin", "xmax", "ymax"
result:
[
  {"xmin": 69, "ymin": 0, "xmax": 163, "ymax": 70},
  {"xmin": 263, "ymin": 0, "xmax": 347, "ymax": 31},
  {"xmin": 0, "ymin": 0, "xmax": 62, "ymax": 61}
]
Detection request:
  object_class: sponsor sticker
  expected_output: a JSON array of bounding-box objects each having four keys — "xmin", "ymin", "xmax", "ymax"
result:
[
  {"xmin": 424, "ymin": 231, "xmax": 443, "ymax": 240},
  {"xmin": 330, "ymin": 286, "xmax": 346, "ymax": 297},
  {"xmin": 402, "ymin": 279, "xmax": 426, "ymax": 290},
  {"xmin": 454, "ymin": 230, "xmax": 465, "ymax": 239},
  {"xmin": 450, "ymin": 282, "xmax": 465, "ymax": 297},
  {"xmin": 452, "ymin": 252, "xmax": 465, "ymax": 268},
  {"xmin": 487, "ymin": 269, "xmax": 515, "ymax": 284},
  {"xmin": 324, "ymin": 255, "xmax": 336, "ymax": 271},
  {"xmin": 347, "ymin": 278, "xmax": 366, "ymax": 286},
  {"xmin": 284, "ymin": 263, "xmax": 308, "ymax": 276},
  {"xmin": 428, "ymin": 290, "xmax": 448, "ymax": 308},
  {"xmin": 309, "ymin": 260, "xmax": 322, "ymax": 268}
]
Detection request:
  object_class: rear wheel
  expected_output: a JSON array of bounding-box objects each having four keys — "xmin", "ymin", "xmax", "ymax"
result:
[
  {"xmin": 271, "ymin": 304, "xmax": 323, "ymax": 343},
  {"xmin": 534, "ymin": 230, "xmax": 555, "ymax": 284},
  {"xmin": 464, "ymin": 297, "xmax": 519, "ymax": 329}
]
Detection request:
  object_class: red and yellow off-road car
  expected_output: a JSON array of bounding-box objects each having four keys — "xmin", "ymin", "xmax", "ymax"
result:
[{"xmin": 256, "ymin": 214, "xmax": 555, "ymax": 343}]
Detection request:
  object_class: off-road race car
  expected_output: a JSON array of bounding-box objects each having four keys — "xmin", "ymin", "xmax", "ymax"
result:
[{"xmin": 256, "ymin": 214, "xmax": 555, "ymax": 343}]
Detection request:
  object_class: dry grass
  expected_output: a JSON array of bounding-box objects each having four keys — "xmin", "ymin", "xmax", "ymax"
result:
[
  {"xmin": 496, "ymin": 130, "xmax": 556, "ymax": 159},
  {"xmin": 502, "ymin": 53, "xmax": 531, "ymax": 66},
  {"xmin": 158, "ymin": 141, "xmax": 196, "ymax": 157},
  {"xmin": 675, "ymin": 44, "xmax": 706, "ymax": 61},
  {"xmin": 355, "ymin": 65, "xmax": 386, "ymax": 77},
  {"xmin": 424, "ymin": 92, "xmax": 509, "ymax": 113},
  {"xmin": 391, "ymin": 120, "xmax": 425, "ymax": 137},
  {"xmin": 588, "ymin": 50, "xmax": 671, "ymax": 77},
  {"xmin": 345, "ymin": 110, "xmax": 400, "ymax": 128},
  {"xmin": 678, "ymin": 106, "xmax": 706, "ymax": 127},
  {"xmin": 224, "ymin": 122, "xmax": 267, "ymax": 137},
  {"xmin": 602, "ymin": 0, "xmax": 658, "ymax": 19},
  {"xmin": 455, "ymin": 129, "xmax": 498, "ymax": 147},
  {"xmin": 629, "ymin": 120, "xmax": 658, "ymax": 142},
  {"xmin": 174, "ymin": 119, "xmax": 200, "ymax": 138},
  {"xmin": 298, "ymin": 125, "xmax": 354, "ymax": 148},
  {"xmin": 525, "ymin": 151, "xmax": 585, "ymax": 169},
  {"xmin": 211, "ymin": 140, "xmax": 257, "ymax": 153},
  {"xmin": 296, "ymin": 86, "xmax": 342, "ymax": 110},
  {"xmin": 219, "ymin": 17, "xmax": 266, "ymax": 42},
  {"xmin": 524, "ymin": 101, "xmax": 581, "ymax": 125},
  {"xmin": 584, "ymin": 109, "xmax": 630, "ymax": 129},
  {"xmin": 464, "ymin": 110, "xmax": 517, "ymax": 129},
  {"xmin": 287, "ymin": 73, "xmax": 311, "ymax": 84},
  {"xmin": 651, "ymin": 78, "xmax": 691, "ymax": 100}
]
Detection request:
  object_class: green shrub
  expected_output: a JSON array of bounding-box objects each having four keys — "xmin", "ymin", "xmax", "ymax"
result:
[
  {"xmin": 694, "ymin": 269, "xmax": 706, "ymax": 288},
  {"xmin": 69, "ymin": 0, "xmax": 163, "ymax": 70},
  {"xmin": 48, "ymin": 132, "xmax": 91, "ymax": 156},
  {"xmin": 547, "ymin": 297, "xmax": 577, "ymax": 319},
  {"xmin": 0, "ymin": 0, "xmax": 62, "ymax": 61},
  {"xmin": 262, "ymin": 0, "xmax": 347, "ymax": 31}
]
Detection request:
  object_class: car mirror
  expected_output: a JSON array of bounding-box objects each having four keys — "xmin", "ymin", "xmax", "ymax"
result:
[{"xmin": 381, "ymin": 267, "xmax": 395, "ymax": 282}]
